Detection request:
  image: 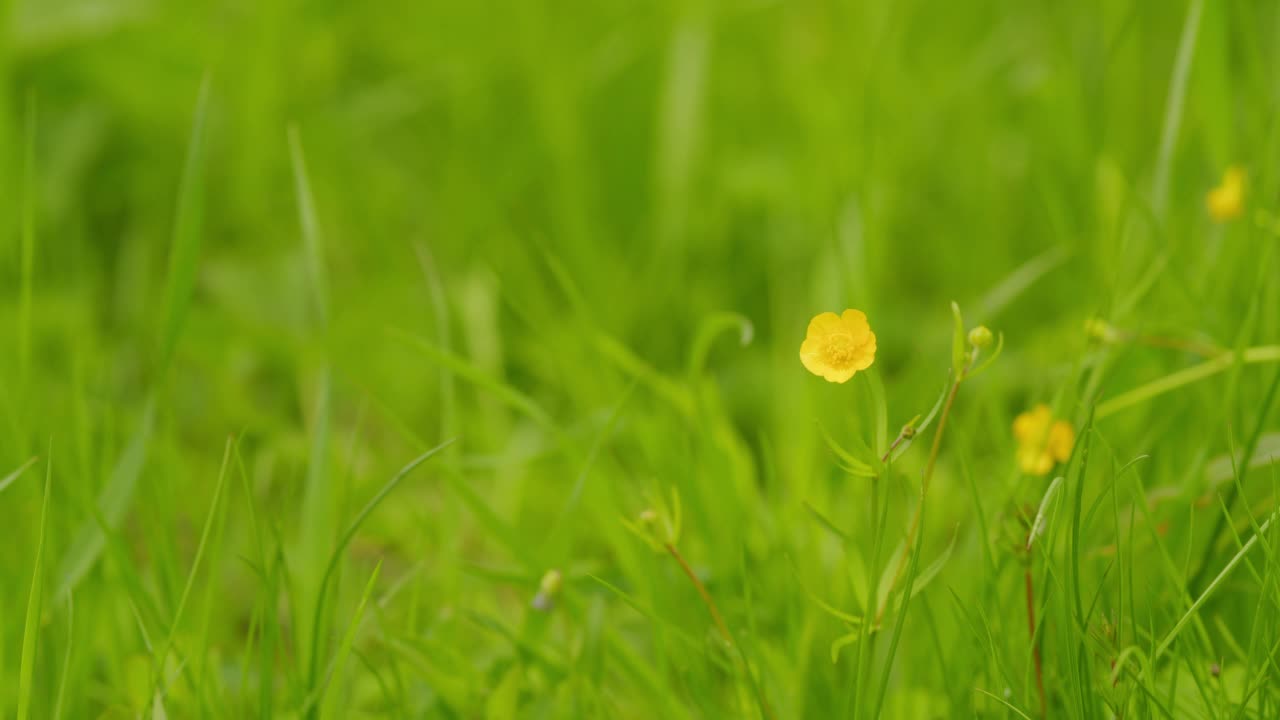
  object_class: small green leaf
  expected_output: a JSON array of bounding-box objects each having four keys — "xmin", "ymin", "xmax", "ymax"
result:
[
  {"xmin": 879, "ymin": 528, "xmax": 959, "ymax": 617},
  {"xmin": 816, "ymin": 420, "xmax": 876, "ymax": 478},
  {"xmin": 830, "ymin": 632, "xmax": 861, "ymax": 663},
  {"xmin": 966, "ymin": 332, "xmax": 1004, "ymax": 380}
]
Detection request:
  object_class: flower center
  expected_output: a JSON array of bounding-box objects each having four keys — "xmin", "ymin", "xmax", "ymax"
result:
[{"xmin": 822, "ymin": 334, "xmax": 858, "ymax": 367}]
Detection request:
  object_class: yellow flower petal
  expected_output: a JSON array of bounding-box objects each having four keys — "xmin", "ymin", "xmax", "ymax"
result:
[
  {"xmin": 1017, "ymin": 445, "xmax": 1053, "ymax": 476},
  {"xmin": 806, "ymin": 311, "xmax": 844, "ymax": 337},
  {"xmin": 1207, "ymin": 166, "xmax": 1246, "ymax": 222},
  {"xmin": 1012, "ymin": 404, "xmax": 1052, "ymax": 444},
  {"xmin": 839, "ymin": 309, "xmax": 871, "ymax": 334},
  {"xmin": 1048, "ymin": 421, "xmax": 1075, "ymax": 462},
  {"xmin": 799, "ymin": 309, "xmax": 877, "ymax": 383},
  {"xmin": 1013, "ymin": 405, "xmax": 1073, "ymax": 476}
]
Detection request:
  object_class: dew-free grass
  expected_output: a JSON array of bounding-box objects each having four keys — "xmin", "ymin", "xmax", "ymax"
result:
[{"xmin": 3, "ymin": 0, "xmax": 1280, "ymax": 718}]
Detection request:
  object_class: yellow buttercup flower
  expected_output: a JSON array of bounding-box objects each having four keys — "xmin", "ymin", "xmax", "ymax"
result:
[
  {"xmin": 800, "ymin": 309, "xmax": 877, "ymax": 383},
  {"xmin": 1206, "ymin": 166, "xmax": 1246, "ymax": 222},
  {"xmin": 1013, "ymin": 404, "xmax": 1074, "ymax": 476}
]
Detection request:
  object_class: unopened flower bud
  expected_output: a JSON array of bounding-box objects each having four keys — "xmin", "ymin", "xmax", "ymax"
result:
[
  {"xmin": 538, "ymin": 569, "xmax": 563, "ymax": 596},
  {"xmin": 531, "ymin": 569, "xmax": 563, "ymax": 612},
  {"xmin": 1084, "ymin": 318, "xmax": 1122, "ymax": 344},
  {"xmin": 968, "ymin": 325, "xmax": 994, "ymax": 349}
]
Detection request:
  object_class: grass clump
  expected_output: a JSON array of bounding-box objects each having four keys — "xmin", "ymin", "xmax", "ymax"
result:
[{"xmin": 3, "ymin": 1, "xmax": 1280, "ymax": 717}]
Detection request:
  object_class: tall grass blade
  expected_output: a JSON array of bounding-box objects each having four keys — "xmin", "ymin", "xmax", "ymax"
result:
[
  {"xmin": 152, "ymin": 437, "xmax": 235, "ymax": 700},
  {"xmin": 17, "ymin": 451, "xmax": 52, "ymax": 720},
  {"xmin": 304, "ymin": 438, "xmax": 456, "ymax": 711},
  {"xmin": 159, "ymin": 76, "xmax": 211, "ymax": 369},
  {"xmin": 288, "ymin": 125, "xmax": 329, "ymax": 329},
  {"xmin": 312, "ymin": 561, "xmax": 382, "ymax": 718},
  {"xmin": 18, "ymin": 94, "xmax": 36, "ymax": 388}
]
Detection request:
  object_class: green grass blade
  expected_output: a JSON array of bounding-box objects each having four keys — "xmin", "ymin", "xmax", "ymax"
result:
[
  {"xmin": 1151, "ymin": 0, "xmax": 1204, "ymax": 215},
  {"xmin": 871, "ymin": 490, "xmax": 926, "ymax": 718},
  {"xmin": 0, "ymin": 456, "xmax": 39, "ymax": 494},
  {"xmin": 393, "ymin": 329, "xmax": 558, "ymax": 432},
  {"xmin": 310, "ymin": 560, "xmax": 381, "ymax": 718},
  {"xmin": 159, "ymin": 76, "xmax": 211, "ymax": 369},
  {"xmin": 152, "ymin": 437, "xmax": 235, "ymax": 701},
  {"xmin": 51, "ymin": 593, "xmax": 73, "ymax": 720},
  {"xmin": 56, "ymin": 398, "xmax": 155, "ymax": 597},
  {"xmin": 18, "ymin": 93, "xmax": 36, "ymax": 388},
  {"xmin": 18, "ymin": 451, "xmax": 52, "ymax": 720},
  {"xmin": 1155, "ymin": 507, "xmax": 1278, "ymax": 662},
  {"xmin": 298, "ymin": 370, "xmax": 333, "ymax": 668},
  {"xmin": 288, "ymin": 125, "xmax": 329, "ymax": 329},
  {"xmin": 305, "ymin": 438, "xmax": 456, "ymax": 706}
]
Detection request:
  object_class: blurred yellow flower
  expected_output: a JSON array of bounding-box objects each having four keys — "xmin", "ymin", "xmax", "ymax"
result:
[
  {"xmin": 1013, "ymin": 404, "xmax": 1074, "ymax": 476},
  {"xmin": 800, "ymin": 310, "xmax": 877, "ymax": 383},
  {"xmin": 1206, "ymin": 166, "xmax": 1246, "ymax": 222}
]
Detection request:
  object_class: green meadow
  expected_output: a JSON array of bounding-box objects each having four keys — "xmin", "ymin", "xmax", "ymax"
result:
[{"xmin": 3, "ymin": 0, "xmax": 1280, "ymax": 717}]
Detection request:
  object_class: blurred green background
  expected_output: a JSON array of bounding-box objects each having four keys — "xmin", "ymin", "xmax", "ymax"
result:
[{"xmin": 2, "ymin": 0, "xmax": 1280, "ymax": 717}]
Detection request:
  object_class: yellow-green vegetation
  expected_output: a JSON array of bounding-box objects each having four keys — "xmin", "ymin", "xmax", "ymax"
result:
[{"xmin": 2, "ymin": 1, "xmax": 1280, "ymax": 717}]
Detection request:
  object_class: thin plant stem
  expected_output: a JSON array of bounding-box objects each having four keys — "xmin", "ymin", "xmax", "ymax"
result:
[
  {"xmin": 879, "ymin": 433, "xmax": 908, "ymax": 463},
  {"xmin": 1132, "ymin": 334, "xmax": 1220, "ymax": 357},
  {"xmin": 1025, "ymin": 564, "xmax": 1047, "ymax": 718},
  {"xmin": 665, "ymin": 542, "xmax": 732, "ymax": 645},
  {"xmin": 874, "ymin": 371, "xmax": 964, "ymax": 626},
  {"xmin": 665, "ymin": 542, "xmax": 777, "ymax": 720}
]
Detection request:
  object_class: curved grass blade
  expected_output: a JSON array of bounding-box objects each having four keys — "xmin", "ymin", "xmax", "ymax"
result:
[
  {"xmin": 687, "ymin": 311, "xmax": 753, "ymax": 378},
  {"xmin": 815, "ymin": 421, "xmax": 875, "ymax": 478},
  {"xmin": 305, "ymin": 438, "xmax": 456, "ymax": 711}
]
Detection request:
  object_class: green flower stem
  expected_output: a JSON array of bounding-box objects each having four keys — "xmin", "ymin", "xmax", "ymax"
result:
[{"xmin": 873, "ymin": 369, "xmax": 965, "ymax": 627}]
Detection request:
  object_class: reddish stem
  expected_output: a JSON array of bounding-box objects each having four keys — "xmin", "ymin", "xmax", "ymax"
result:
[
  {"xmin": 665, "ymin": 543, "xmax": 733, "ymax": 646},
  {"xmin": 665, "ymin": 543, "xmax": 777, "ymax": 720},
  {"xmin": 1025, "ymin": 566, "xmax": 1047, "ymax": 718}
]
